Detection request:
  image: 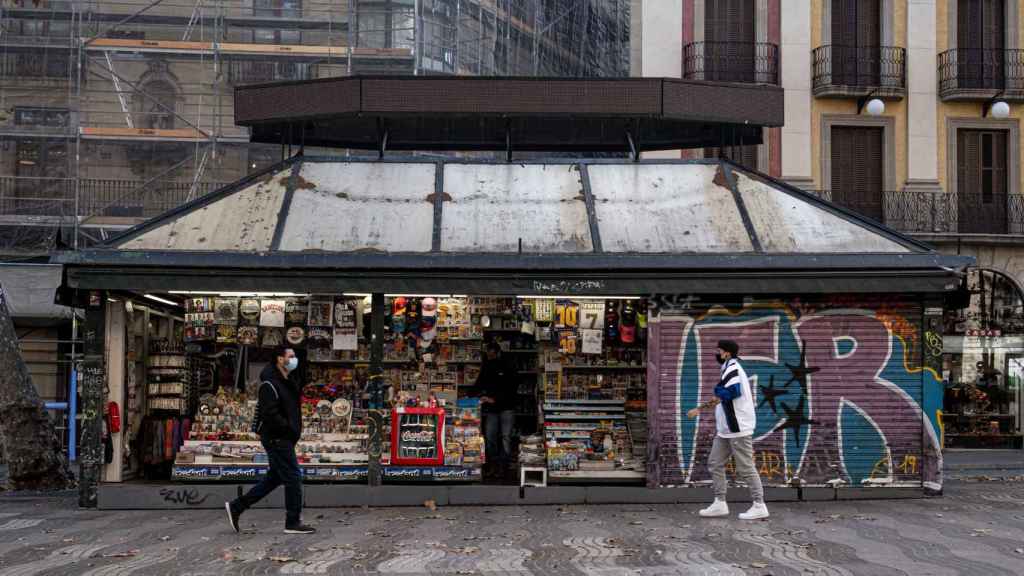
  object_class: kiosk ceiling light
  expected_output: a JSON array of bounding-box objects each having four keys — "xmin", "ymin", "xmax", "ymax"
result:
[{"xmin": 144, "ymin": 294, "xmax": 180, "ymax": 307}]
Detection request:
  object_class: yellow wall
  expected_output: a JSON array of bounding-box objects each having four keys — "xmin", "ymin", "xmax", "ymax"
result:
[
  {"xmin": 809, "ymin": 1, "xmax": 909, "ymax": 189},
  {"xmin": 935, "ymin": 1, "xmax": 1024, "ymax": 193}
]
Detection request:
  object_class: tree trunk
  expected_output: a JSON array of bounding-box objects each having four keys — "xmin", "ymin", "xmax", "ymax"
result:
[{"xmin": 0, "ymin": 283, "xmax": 73, "ymax": 491}]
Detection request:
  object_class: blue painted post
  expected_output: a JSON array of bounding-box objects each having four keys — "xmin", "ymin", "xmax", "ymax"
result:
[{"xmin": 69, "ymin": 368, "xmax": 77, "ymax": 462}]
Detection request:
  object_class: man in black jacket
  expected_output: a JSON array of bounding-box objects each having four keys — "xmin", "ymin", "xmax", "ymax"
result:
[
  {"xmin": 225, "ymin": 347, "xmax": 315, "ymax": 534},
  {"xmin": 472, "ymin": 342, "xmax": 518, "ymax": 479}
]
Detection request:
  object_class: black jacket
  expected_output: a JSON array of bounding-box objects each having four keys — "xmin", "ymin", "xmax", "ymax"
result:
[
  {"xmin": 257, "ymin": 363, "xmax": 303, "ymax": 443},
  {"xmin": 472, "ymin": 355, "xmax": 518, "ymax": 413}
]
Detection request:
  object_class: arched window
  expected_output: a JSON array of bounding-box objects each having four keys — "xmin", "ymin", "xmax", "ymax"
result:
[{"xmin": 136, "ymin": 80, "xmax": 178, "ymax": 131}]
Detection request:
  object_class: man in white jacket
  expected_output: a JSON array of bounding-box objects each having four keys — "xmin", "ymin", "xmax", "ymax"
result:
[{"xmin": 696, "ymin": 339, "xmax": 768, "ymax": 520}]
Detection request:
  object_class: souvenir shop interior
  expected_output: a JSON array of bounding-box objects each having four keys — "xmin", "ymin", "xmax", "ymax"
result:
[
  {"xmin": 941, "ymin": 269, "xmax": 1024, "ymax": 449},
  {"xmin": 103, "ymin": 293, "xmax": 650, "ymax": 486}
]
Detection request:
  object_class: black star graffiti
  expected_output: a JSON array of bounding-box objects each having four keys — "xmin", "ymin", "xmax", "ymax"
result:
[
  {"xmin": 777, "ymin": 395, "xmax": 818, "ymax": 452},
  {"xmin": 784, "ymin": 339, "xmax": 820, "ymax": 394},
  {"xmin": 758, "ymin": 374, "xmax": 787, "ymax": 415}
]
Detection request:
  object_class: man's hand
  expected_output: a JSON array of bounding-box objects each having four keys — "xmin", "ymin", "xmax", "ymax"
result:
[
  {"xmin": 480, "ymin": 396, "xmax": 495, "ymax": 404},
  {"xmin": 686, "ymin": 407, "xmax": 700, "ymax": 418}
]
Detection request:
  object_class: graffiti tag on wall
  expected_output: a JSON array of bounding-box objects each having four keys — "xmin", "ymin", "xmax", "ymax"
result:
[{"xmin": 664, "ymin": 301, "xmax": 941, "ymax": 488}]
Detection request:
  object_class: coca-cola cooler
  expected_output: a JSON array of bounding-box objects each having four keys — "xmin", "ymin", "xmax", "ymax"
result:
[{"xmin": 390, "ymin": 407, "xmax": 446, "ymax": 466}]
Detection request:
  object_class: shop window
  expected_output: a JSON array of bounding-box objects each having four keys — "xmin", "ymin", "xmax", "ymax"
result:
[{"xmin": 942, "ymin": 268, "xmax": 1024, "ymax": 449}]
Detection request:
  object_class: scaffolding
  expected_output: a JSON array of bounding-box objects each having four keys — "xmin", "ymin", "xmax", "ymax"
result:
[{"xmin": 0, "ymin": 0, "xmax": 629, "ymax": 255}]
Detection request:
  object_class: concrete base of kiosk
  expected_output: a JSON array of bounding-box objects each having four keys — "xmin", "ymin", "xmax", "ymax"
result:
[{"xmin": 96, "ymin": 483, "xmax": 927, "ymax": 510}]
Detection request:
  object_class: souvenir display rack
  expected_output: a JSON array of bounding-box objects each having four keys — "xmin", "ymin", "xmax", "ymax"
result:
[
  {"xmin": 152, "ymin": 294, "xmax": 649, "ymax": 484},
  {"xmin": 171, "ymin": 294, "xmax": 488, "ymax": 482},
  {"xmin": 534, "ymin": 298, "xmax": 649, "ymax": 482}
]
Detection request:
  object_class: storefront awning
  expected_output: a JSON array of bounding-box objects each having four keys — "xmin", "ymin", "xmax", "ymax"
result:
[
  {"xmin": 52, "ymin": 157, "xmax": 972, "ymax": 296},
  {"xmin": 0, "ymin": 263, "xmax": 73, "ymax": 324}
]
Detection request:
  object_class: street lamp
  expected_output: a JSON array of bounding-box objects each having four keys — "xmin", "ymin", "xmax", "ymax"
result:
[
  {"xmin": 990, "ymin": 100, "xmax": 1011, "ymax": 119},
  {"xmin": 863, "ymin": 98, "xmax": 885, "ymax": 116}
]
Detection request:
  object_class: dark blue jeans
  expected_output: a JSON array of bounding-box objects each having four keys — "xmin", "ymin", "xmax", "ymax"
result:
[{"xmin": 234, "ymin": 438, "xmax": 302, "ymax": 526}]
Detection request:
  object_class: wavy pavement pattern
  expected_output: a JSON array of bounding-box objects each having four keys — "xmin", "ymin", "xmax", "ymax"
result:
[
  {"xmin": 732, "ymin": 528, "xmax": 853, "ymax": 576},
  {"xmin": 0, "ymin": 543, "xmax": 108, "ymax": 576}
]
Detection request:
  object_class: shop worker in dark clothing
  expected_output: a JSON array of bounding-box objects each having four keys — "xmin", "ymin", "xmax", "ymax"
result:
[
  {"xmin": 225, "ymin": 347, "xmax": 315, "ymax": 534},
  {"xmin": 473, "ymin": 342, "xmax": 518, "ymax": 478}
]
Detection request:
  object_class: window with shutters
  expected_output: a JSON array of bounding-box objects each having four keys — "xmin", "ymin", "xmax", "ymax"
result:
[
  {"xmin": 957, "ymin": 0, "xmax": 1005, "ymax": 90},
  {"xmin": 957, "ymin": 129, "xmax": 1008, "ymax": 233},
  {"xmin": 830, "ymin": 0, "xmax": 881, "ymax": 87},
  {"xmin": 253, "ymin": 0, "xmax": 302, "ymax": 45},
  {"xmin": 703, "ymin": 0, "xmax": 756, "ymax": 83},
  {"xmin": 704, "ymin": 145, "xmax": 759, "ymax": 172},
  {"xmin": 830, "ymin": 126, "xmax": 884, "ymax": 221}
]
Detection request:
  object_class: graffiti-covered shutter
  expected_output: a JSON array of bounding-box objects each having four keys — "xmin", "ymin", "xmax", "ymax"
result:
[
  {"xmin": 651, "ymin": 297, "xmax": 930, "ymax": 489},
  {"xmin": 795, "ymin": 300, "xmax": 925, "ymax": 487},
  {"xmin": 650, "ymin": 315, "xmax": 693, "ymax": 487}
]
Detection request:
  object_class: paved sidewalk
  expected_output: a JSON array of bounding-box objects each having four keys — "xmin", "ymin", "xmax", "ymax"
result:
[
  {"xmin": 943, "ymin": 449, "xmax": 1024, "ymax": 474},
  {"xmin": 1, "ymin": 480, "xmax": 1023, "ymax": 575}
]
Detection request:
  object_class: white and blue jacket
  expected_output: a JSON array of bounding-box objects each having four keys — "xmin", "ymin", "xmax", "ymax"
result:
[{"xmin": 714, "ymin": 357, "xmax": 756, "ymax": 438}]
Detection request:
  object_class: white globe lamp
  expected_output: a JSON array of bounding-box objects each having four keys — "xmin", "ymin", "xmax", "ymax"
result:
[
  {"xmin": 864, "ymin": 98, "xmax": 885, "ymax": 116},
  {"xmin": 990, "ymin": 100, "xmax": 1011, "ymax": 119}
]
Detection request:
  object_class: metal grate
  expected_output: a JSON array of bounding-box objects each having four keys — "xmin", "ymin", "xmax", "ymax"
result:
[{"xmin": 682, "ymin": 41, "xmax": 779, "ymax": 85}]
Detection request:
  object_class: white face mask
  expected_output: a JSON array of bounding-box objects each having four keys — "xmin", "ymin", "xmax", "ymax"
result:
[{"xmin": 285, "ymin": 357, "xmax": 298, "ymax": 373}]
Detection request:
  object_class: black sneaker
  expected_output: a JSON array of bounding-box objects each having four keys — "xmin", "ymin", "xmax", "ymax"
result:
[
  {"xmin": 225, "ymin": 502, "xmax": 242, "ymax": 533},
  {"xmin": 284, "ymin": 524, "xmax": 317, "ymax": 534}
]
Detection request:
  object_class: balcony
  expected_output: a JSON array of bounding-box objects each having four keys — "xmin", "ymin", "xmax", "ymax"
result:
[
  {"xmin": 812, "ymin": 45, "xmax": 906, "ymax": 99},
  {"xmin": 937, "ymin": 48, "xmax": 1024, "ymax": 101},
  {"xmin": 227, "ymin": 59, "xmax": 316, "ymax": 85},
  {"xmin": 810, "ymin": 189, "xmax": 1024, "ymax": 235},
  {"xmin": 683, "ymin": 42, "xmax": 779, "ymax": 84}
]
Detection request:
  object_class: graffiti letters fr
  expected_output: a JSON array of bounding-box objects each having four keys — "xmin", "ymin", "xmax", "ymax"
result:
[{"xmin": 669, "ymin": 301, "xmax": 942, "ymax": 488}]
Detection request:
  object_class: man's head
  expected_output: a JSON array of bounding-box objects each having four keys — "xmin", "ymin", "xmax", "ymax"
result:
[
  {"xmin": 716, "ymin": 340, "xmax": 739, "ymax": 363},
  {"xmin": 275, "ymin": 346, "xmax": 297, "ymax": 373},
  {"xmin": 485, "ymin": 341, "xmax": 502, "ymax": 361}
]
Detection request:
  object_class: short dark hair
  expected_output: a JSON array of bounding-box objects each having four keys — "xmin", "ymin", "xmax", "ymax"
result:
[
  {"xmin": 274, "ymin": 346, "xmax": 293, "ymax": 360},
  {"xmin": 717, "ymin": 340, "xmax": 739, "ymax": 357},
  {"xmin": 485, "ymin": 341, "xmax": 502, "ymax": 354}
]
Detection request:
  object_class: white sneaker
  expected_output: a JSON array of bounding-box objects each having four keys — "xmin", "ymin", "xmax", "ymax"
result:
[
  {"xmin": 739, "ymin": 502, "xmax": 769, "ymax": 520},
  {"xmin": 698, "ymin": 499, "xmax": 729, "ymax": 517}
]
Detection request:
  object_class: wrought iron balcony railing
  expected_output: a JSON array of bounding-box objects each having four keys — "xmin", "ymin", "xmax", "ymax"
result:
[
  {"xmin": 683, "ymin": 42, "xmax": 779, "ymax": 84},
  {"xmin": 937, "ymin": 48, "xmax": 1024, "ymax": 100},
  {"xmin": 809, "ymin": 189, "xmax": 1024, "ymax": 235},
  {"xmin": 227, "ymin": 60, "xmax": 315, "ymax": 86},
  {"xmin": 812, "ymin": 45, "xmax": 906, "ymax": 97}
]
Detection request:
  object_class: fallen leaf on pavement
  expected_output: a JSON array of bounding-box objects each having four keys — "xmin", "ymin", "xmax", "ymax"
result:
[
  {"xmin": 100, "ymin": 550, "xmax": 139, "ymax": 558},
  {"xmin": 750, "ymin": 561, "xmax": 768, "ymax": 568},
  {"xmin": 424, "ymin": 500, "xmax": 437, "ymax": 511},
  {"xmin": 269, "ymin": 555, "xmax": 295, "ymax": 563}
]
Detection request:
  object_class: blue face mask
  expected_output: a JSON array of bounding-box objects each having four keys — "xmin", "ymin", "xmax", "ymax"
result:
[{"xmin": 285, "ymin": 357, "xmax": 298, "ymax": 373}]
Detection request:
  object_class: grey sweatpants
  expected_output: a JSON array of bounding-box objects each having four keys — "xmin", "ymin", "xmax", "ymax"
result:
[{"xmin": 708, "ymin": 434, "xmax": 764, "ymax": 503}]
